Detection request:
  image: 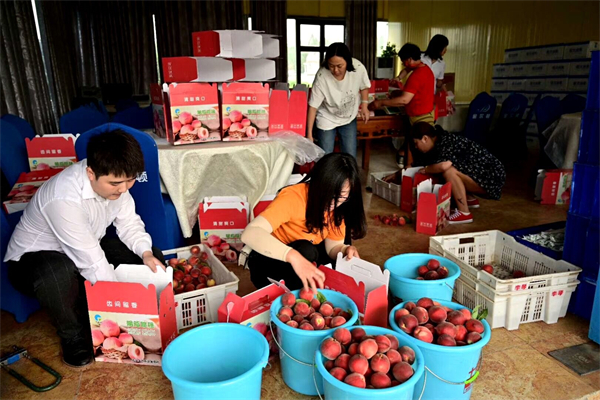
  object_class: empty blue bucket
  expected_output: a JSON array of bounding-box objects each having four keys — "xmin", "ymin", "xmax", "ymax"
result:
[
  {"xmin": 315, "ymin": 325, "xmax": 425, "ymax": 400},
  {"xmin": 389, "ymin": 300, "xmax": 491, "ymax": 400},
  {"xmin": 162, "ymin": 323, "xmax": 269, "ymax": 400},
  {"xmin": 384, "ymin": 253, "xmax": 460, "ymax": 302},
  {"xmin": 270, "ymin": 289, "xmax": 359, "ymax": 396}
]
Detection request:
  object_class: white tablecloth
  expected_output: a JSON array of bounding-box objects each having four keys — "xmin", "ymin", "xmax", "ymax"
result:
[
  {"xmin": 156, "ymin": 137, "xmax": 294, "ymax": 237},
  {"xmin": 543, "ymin": 112, "xmax": 582, "ymax": 169}
]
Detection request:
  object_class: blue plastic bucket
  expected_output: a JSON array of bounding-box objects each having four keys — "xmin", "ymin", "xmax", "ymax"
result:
[
  {"xmin": 389, "ymin": 301, "xmax": 491, "ymax": 400},
  {"xmin": 270, "ymin": 289, "xmax": 359, "ymax": 396},
  {"xmin": 162, "ymin": 323, "xmax": 269, "ymax": 400},
  {"xmin": 384, "ymin": 253, "xmax": 460, "ymax": 303},
  {"xmin": 315, "ymin": 325, "xmax": 425, "ymax": 400}
]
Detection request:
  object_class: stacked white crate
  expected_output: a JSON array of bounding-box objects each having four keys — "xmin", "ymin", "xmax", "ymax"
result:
[{"xmin": 491, "ymin": 41, "xmax": 598, "ymax": 135}]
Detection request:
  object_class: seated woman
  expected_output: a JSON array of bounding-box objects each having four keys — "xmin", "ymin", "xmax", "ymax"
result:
[
  {"xmin": 241, "ymin": 153, "xmax": 367, "ymax": 293},
  {"xmin": 386, "ymin": 123, "xmax": 506, "ymax": 224}
]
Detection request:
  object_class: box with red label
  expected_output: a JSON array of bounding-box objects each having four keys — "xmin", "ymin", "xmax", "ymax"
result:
[
  {"xmin": 25, "ymin": 134, "xmax": 78, "ymax": 171},
  {"xmin": 150, "ymin": 83, "xmax": 166, "ymax": 138},
  {"xmin": 368, "ymin": 79, "xmax": 390, "ymax": 102},
  {"xmin": 400, "ymin": 167, "xmax": 439, "ymax": 213},
  {"xmin": 415, "ymin": 180, "xmax": 452, "ymax": 235},
  {"xmin": 84, "ymin": 265, "xmax": 177, "ymax": 366},
  {"xmin": 251, "ymin": 174, "xmax": 306, "ymax": 219},
  {"xmin": 162, "ymin": 57, "xmax": 275, "ymax": 83},
  {"xmin": 221, "ymin": 83, "xmax": 270, "ymax": 141},
  {"xmin": 435, "ymin": 90, "xmax": 455, "ymax": 118},
  {"xmin": 191, "ymin": 30, "xmax": 279, "ymax": 58},
  {"xmin": 199, "ymin": 196, "xmax": 249, "ymax": 251},
  {"xmin": 162, "ymin": 82, "xmax": 221, "ymax": 145},
  {"xmin": 3, "ymin": 169, "xmax": 61, "ymax": 214},
  {"xmin": 318, "ymin": 255, "xmax": 390, "ymax": 327},
  {"xmin": 534, "ymin": 169, "xmax": 572, "ymax": 205},
  {"xmin": 269, "ymin": 83, "xmax": 308, "ymax": 136}
]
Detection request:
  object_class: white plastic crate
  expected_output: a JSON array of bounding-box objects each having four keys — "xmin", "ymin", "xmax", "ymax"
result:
[
  {"xmin": 429, "ymin": 230, "xmax": 581, "ymax": 293},
  {"xmin": 164, "ymin": 244, "xmax": 239, "ymax": 331},
  {"xmin": 368, "ymin": 171, "xmax": 401, "ymax": 207}
]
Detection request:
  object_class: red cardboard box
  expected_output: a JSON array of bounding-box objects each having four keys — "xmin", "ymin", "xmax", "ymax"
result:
[
  {"xmin": 162, "ymin": 57, "xmax": 275, "ymax": 83},
  {"xmin": 400, "ymin": 167, "xmax": 439, "ymax": 213},
  {"xmin": 318, "ymin": 255, "xmax": 389, "ymax": 328},
  {"xmin": 199, "ymin": 196, "xmax": 249, "ymax": 251},
  {"xmin": 3, "ymin": 169, "xmax": 61, "ymax": 214},
  {"xmin": 150, "ymin": 83, "xmax": 166, "ymax": 138},
  {"xmin": 25, "ymin": 134, "xmax": 78, "ymax": 171},
  {"xmin": 269, "ymin": 83, "xmax": 309, "ymax": 136},
  {"xmin": 84, "ymin": 265, "xmax": 177, "ymax": 366},
  {"xmin": 221, "ymin": 83, "xmax": 270, "ymax": 141},
  {"xmin": 535, "ymin": 169, "xmax": 573, "ymax": 205},
  {"xmin": 162, "ymin": 82, "xmax": 221, "ymax": 145},
  {"xmin": 415, "ymin": 180, "xmax": 452, "ymax": 235},
  {"xmin": 368, "ymin": 79, "xmax": 390, "ymax": 102},
  {"xmin": 192, "ymin": 30, "xmax": 279, "ymax": 58},
  {"xmin": 217, "ymin": 281, "xmax": 285, "ymax": 327}
]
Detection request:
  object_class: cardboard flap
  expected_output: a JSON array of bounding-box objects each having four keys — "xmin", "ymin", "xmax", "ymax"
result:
[
  {"xmin": 192, "ymin": 31, "xmax": 221, "ymax": 57},
  {"xmin": 162, "ymin": 58, "xmax": 236, "ymax": 83},
  {"xmin": 402, "ymin": 167, "xmax": 422, "ymax": 179},
  {"xmin": 150, "ymin": 83, "xmax": 163, "ymax": 105},
  {"xmin": 334, "ymin": 253, "xmax": 389, "ymax": 296},
  {"xmin": 318, "ymin": 265, "xmax": 366, "ymax": 313},
  {"xmin": 363, "ymin": 285, "xmax": 388, "ymax": 328},
  {"xmin": 159, "ymin": 282, "xmax": 178, "ymax": 350},
  {"xmin": 217, "ymin": 281, "xmax": 285, "ymax": 323},
  {"xmin": 438, "ymin": 182, "xmax": 452, "ymax": 203},
  {"xmin": 114, "ymin": 265, "xmax": 173, "ymax": 306},
  {"xmin": 84, "ymin": 280, "xmax": 160, "ymax": 315},
  {"xmin": 257, "ymin": 34, "xmax": 280, "ymax": 58},
  {"xmin": 417, "ymin": 179, "xmax": 433, "ymax": 202},
  {"xmin": 241, "ymin": 59, "xmax": 276, "ymax": 81},
  {"xmin": 26, "ymin": 134, "xmax": 78, "ymax": 157}
]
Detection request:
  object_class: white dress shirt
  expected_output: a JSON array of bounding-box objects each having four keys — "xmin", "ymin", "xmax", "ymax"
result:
[{"xmin": 4, "ymin": 160, "xmax": 153, "ymax": 284}]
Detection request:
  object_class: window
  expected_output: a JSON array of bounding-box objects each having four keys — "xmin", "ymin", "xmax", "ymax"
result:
[
  {"xmin": 376, "ymin": 21, "xmax": 403, "ymax": 57},
  {"xmin": 287, "ymin": 18, "xmax": 345, "ymax": 86}
]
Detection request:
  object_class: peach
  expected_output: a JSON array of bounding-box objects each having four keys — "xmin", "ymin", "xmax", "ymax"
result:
[
  {"xmin": 192, "ymin": 120, "xmax": 202, "ymax": 129},
  {"xmin": 299, "ymin": 288, "xmax": 314, "ymax": 301},
  {"xmin": 454, "ymin": 324, "xmax": 467, "ymax": 341},
  {"xmin": 241, "ymin": 118, "xmax": 251, "ymax": 127},
  {"xmin": 299, "ymin": 322, "xmax": 314, "ymax": 330},
  {"xmin": 246, "ymin": 126, "xmax": 258, "ymax": 138},
  {"xmin": 200, "ymin": 266, "xmax": 212, "ymax": 276},
  {"xmin": 481, "ymin": 264, "xmax": 494, "ymax": 274},
  {"xmin": 279, "ymin": 314, "xmax": 291, "ymax": 323},
  {"xmin": 392, "ymin": 362, "xmax": 414, "ymax": 383},
  {"xmin": 386, "ymin": 349, "xmax": 402, "ymax": 365},
  {"xmin": 364, "ymin": 365, "xmax": 373, "ymax": 379},
  {"xmin": 223, "ymin": 118, "xmax": 232, "ymax": 130},
  {"xmin": 456, "ymin": 341, "xmax": 467, "ymax": 346},
  {"xmin": 100, "ymin": 320, "xmax": 120, "ymax": 338},
  {"xmin": 190, "ymin": 245, "xmax": 201, "ymax": 255},
  {"xmin": 371, "ymin": 372, "xmax": 392, "ymax": 389},
  {"xmin": 351, "ymin": 328, "xmax": 367, "ymax": 342},
  {"xmin": 411, "ymin": 306, "xmax": 429, "ymax": 324},
  {"xmin": 183, "ymin": 275, "xmax": 193, "ymax": 285},
  {"xmin": 370, "ymin": 353, "xmax": 391, "ymax": 374},
  {"xmin": 179, "ymin": 124, "xmax": 195, "ymax": 139},
  {"xmin": 358, "ymin": 338, "xmax": 378, "ymax": 359},
  {"xmin": 404, "ymin": 301, "xmax": 416, "ymax": 312},
  {"xmin": 428, "ymin": 306, "xmax": 448, "ymax": 324},
  {"xmin": 339, "ymin": 311, "xmax": 351, "ymax": 321},
  {"xmin": 394, "ymin": 308, "xmax": 410, "ymax": 321},
  {"xmin": 416, "ymin": 297, "xmax": 434, "ymax": 309},
  {"xmin": 172, "ymin": 120, "xmax": 182, "ymax": 133},
  {"xmin": 334, "ymin": 353, "xmax": 350, "ymax": 371},
  {"xmin": 333, "ymin": 307, "xmax": 343, "ymax": 316},
  {"xmin": 118, "ymin": 333, "xmax": 134, "ymax": 345},
  {"xmin": 197, "ymin": 127, "xmax": 209, "ymax": 140},
  {"xmin": 385, "ymin": 334, "xmax": 399, "ymax": 350},
  {"xmin": 424, "ymin": 271, "xmax": 440, "ymax": 280},
  {"xmin": 513, "ymin": 270, "xmax": 526, "ymax": 278},
  {"xmin": 423, "ymin": 323, "xmax": 435, "ymax": 335},
  {"xmin": 349, "ymin": 354, "xmax": 369, "ymax": 375},
  {"xmin": 398, "ymin": 314, "xmax": 419, "ymax": 334},
  {"xmin": 465, "ymin": 319, "xmax": 484, "ymax": 334},
  {"xmin": 331, "ymin": 316, "xmax": 346, "ymax": 328},
  {"xmin": 311, "ymin": 298, "xmax": 321, "ymax": 311},
  {"xmin": 206, "ymin": 279, "xmax": 216, "ymax": 287},
  {"xmin": 435, "ymin": 322, "xmax": 457, "ymax": 338},
  {"xmin": 333, "ymin": 328, "xmax": 352, "ymax": 345},
  {"xmin": 281, "ymin": 292, "xmax": 296, "ymax": 307},
  {"xmin": 294, "ymin": 302, "xmax": 311, "ymax": 317},
  {"xmin": 102, "ymin": 337, "xmax": 123, "ymax": 350},
  {"xmin": 398, "ymin": 346, "xmax": 416, "ymax": 365},
  {"xmin": 190, "ymin": 268, "xmax": 201, "ymax": 278},
  {"xmin": 286, "ymin": 320, "xmax": 299, "ymax": 328},
  {"xmin": 417, "ymin": 265, "xmax": 429, "ymax": 276},
  {"xmin": 427, "ymin": 259, "xmax": 440, "ymax": 270},
  {"xmin": 200, "ymin": 251, "xmax": 209, "ymax": 261},
  {"xmin": 344, "ymin": 373, "xmax": 366, "ymax": 388},
  {"xmin": 466, "ymin": 332, "xmax": 482, "ymax": 344},
  {"xmin": 413, "ymin": 326, "xmax": 434, "ymax": 343},
  {"xmin": 178, "ymin": 112, "xmax": 193, "ymax": 125},
  {"xmin": 225, "ymin": 250, "xmax": 237, "ymax": 262},
  {"xmin": 92, "ymin": 329, "xmax": 104, "ymax": 347},
  {"xmin": 447, "ymin": 310, "xmax": 467, "ymax": 326},
  {"xmin": 168, "ymin": 258, "xmax": 179, "ymax": 268},
  {"xmin": 128, "ymin": 344, "xmax": 144, "ymax": 361},
  {"xmin": 173, "ymin": 270, "xmax": 184, "ymax": 281},
  {"xmin": 459, "ymin": 308, "xmax": 472, "ymax": 321},
  {"xmin": 325, "ymin": 360, "xmax": 334, "ymax": 370},
  {"xmin": 206, "ymin": 235, "xmax": 222, "ymax": 247},
  {"xmin": 321, "ymin": 338, "xmax": 342, "ymax": 360},
  {"xmin": 292, "ymin": 315, "xmax": 305, "ymax": 324},
  {"xmin": 196, "ymin": 283, "xmax": 207, "ymax": 290},
  {"xmin": 437, "ymin": 266, "xmax": 449, "ymax": 278},
  {"xmin": 311, "ymin": 313, "xmax": 325, "ymax": 330},
  {"xmin": 348, "ymin": 343, "xmax": 359, "ymax": 356},
  {"xmin": 329, "ymin": 367, "xmax": 347, "ymax": 381},
  {"xmin": 375, "ymin": 335, "xmax": 392, "ymax": 353},
  {"xmin": 184, "ymin": 283, "xmax": 196, "ymax": 292},
  {"xmin": 229, "ymin": 110, "xmax": 243, "ymax": 123},
  {"xmin": 324, "ymin": 317, "xmax": 332, "ymax": 327},
  {"xmin": 319, "ymin": 303, "xmax": 334, "ymax": 317},
  {"xmin": 437, "ymin": 334, "xmax": 457, "ymax": 346}
]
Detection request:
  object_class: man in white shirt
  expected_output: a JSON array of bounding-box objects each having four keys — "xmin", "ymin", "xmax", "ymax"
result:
[{"xmin": 5, "ymin": 129, "xmax": 165, "ymax": 368}]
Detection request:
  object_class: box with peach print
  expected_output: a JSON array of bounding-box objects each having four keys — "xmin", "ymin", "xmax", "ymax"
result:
[
  {"xmin": 221, "ymin": 82, "xmax": 270, "ymax": 141},
  {"xmin": 25, "ymin": 134, "xmax": 78, "ymax": 171},
  {"xmin": 162, "ymin": 82, "xmax": 221, "ymax": 146},
  {"xmin": 150, "ymin": 83, "xmax": 166, "ymax": 138},
  {"xmin": 3, "ymin": 169, "xmax": 61, "ymax": 214},
  {"xmin": 85, "ymin": 265, "xmax": 178, "ymax": 366}
]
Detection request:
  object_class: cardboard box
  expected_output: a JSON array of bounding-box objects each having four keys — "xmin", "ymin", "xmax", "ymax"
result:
[
  {"xmin": 319, "ymin": 254, "xmax": 389, "ymax": 327},
  {"xmin": 522, "ymin": 48, "xmax": 541, "ymax": 62},
  {"xmin": 25, "ymin": 134, "xmax": 78, "ymax": 171},
  {"xmin": 3, "ymin": 169, "xmax": 61, "ymax": 214},
  {"xmin": 525, "ymin": 78, "xmax": 546, "ymax": 92},
  {"xmin": 162, "ymin": 82, "xmax": 221, "ymax": 145},
  {"xmin": 252, "ymin": 174, "xmax": 306, "ymax": 219},
  {"xmin": 268, "ymin": 83, "xmax": 309, "ymax": 136},
  {"xmin": 415, "ymin": 180, "xmax": 452, "ymax": 235},
  {"xmin": 529, "ymin": 63, "xmax": 548, "ymax": 76},
  {"xmin": 546, "ymin": 77, "xmax": 568, "ymax": 92},
  {"xmin": 400, "ymin": 167, "xmax": 438, "ymax": 213},
  {"xmin": 563, "ymin": 41, "xmax": 599, "ymax": 59},
  {"xmin": 569, "ymin": 60, "xmax": 591, "ymax": 76},
  {"xmin": 85, "ymin": 265, "xmax": 177, "ymax": 366},
  {"xmin": 492, "ymin": 64, "xmax": 509, "ymax": 78},
  {"xmin": 507, "ymin": 79, "xmax": 525, "ymax": 92},
  {"xmin": 504, "ymin": 50, "xmax": 522, "ymax": 63},
  {"xmin": 546, "ymin": 62, "xmax": 569, "ymax": 76},
  {"xmin": 150, "ymin": 83, "xmax": 166, "ymax": 138},
  {"xmin": 491, "ymin": 79, "xmax": 508, "ymax": 91},
  {"xmin": 191, "ymin": 30, "xmax": 279, "ymax": 58},
  {"xmin": 539, "ymin": 45, "xmax": 565, "ymax": 61},
  {"xmin": 221, "ymin": 82, "xmax": 270, "ymax": 141},
  {"xmin": 368, "ymin": 79, "xmax": 390, "ymax": 102},
  {"xmin": 535, "ymin": 169, "xmax": 573, "ymax": 205},
  {"xmin": 162, "ymin": 57, "xmax": 276, "ymax": 83},
  {"xmin": 217, "ymin": 281, "xmax": 285, "ymax": 328},
  {"xmin": 508, "ymin": 64, "xmax": 528, "ymax": 77},
  {"xmin": 199, "ymin": 196, "xmax": 249, "ymax": 251},
  {"xmin": 567, "ymin": 77, "xmax": 589, "ymax": 92},
  {"xmin": 491, "ymin": 91, "xmax": 509, "ymax": 104}
]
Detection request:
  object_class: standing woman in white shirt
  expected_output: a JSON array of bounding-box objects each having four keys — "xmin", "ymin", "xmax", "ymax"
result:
[{"xmin": 307, "ymin": 43, "xmax": 371, "ymax": 159}]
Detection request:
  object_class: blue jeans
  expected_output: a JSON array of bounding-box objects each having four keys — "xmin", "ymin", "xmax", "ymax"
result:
[{"xmin": 314, "ymin": 119, "xmax": 357, "ymax": 158}]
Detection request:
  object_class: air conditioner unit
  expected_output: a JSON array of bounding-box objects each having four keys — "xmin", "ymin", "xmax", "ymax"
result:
[{"xmin": 376, "ymin": 57, "xmax": 394, "ymax": 79}]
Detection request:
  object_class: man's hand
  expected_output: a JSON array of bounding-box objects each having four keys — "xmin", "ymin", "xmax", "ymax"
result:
[
  {"xmin": 344, "ymin": 245, "xmax": 360, "ymax": 260},
  {"xmin": 360, "ymin": 103, "xmax": 370, "ymax": 124},
  {"xmin": 287, "ymin": 249, "xmax": 325, "ymax": 294},
  {"xmin": 142, "ymin": 251, "xmax": 165, "ymax": 273}
]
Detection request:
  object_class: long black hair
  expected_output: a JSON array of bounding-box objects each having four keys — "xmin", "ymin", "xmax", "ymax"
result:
[
  {"xmin": 300, "ymin": 153, "xmax": 366, "ymax": 240},
  {"xmin": 321, "ymin": 42, "xmax": 356, "ymax": 72},
  {"xmin": 424, "ymin": 34, "xmax": 449, "ymax": 61}
]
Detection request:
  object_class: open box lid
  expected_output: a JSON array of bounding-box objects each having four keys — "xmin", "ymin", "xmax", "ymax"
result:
[
  {"xmin": 217, "ymin": 280, "xmax": 286, "ymax": 324},
  {"xmin": 114, "ymin": 264, "xmax": 174, "ymax": 306}
]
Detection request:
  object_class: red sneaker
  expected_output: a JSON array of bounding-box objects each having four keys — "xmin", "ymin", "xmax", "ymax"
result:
[
  {"xmin": 467, "ymin": 198, "xmax": 480, "ymax": 208},
  {"xmin": 448, "ymin": 209, "xmax": 473, "ymax": 224}
]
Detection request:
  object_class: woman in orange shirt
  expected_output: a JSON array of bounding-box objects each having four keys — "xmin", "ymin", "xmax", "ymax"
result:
[{"xmin": 241, "ymin": 153, "xmax": 367, "ymax": 293}]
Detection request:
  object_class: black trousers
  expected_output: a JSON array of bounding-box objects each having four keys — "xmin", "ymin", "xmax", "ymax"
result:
[{"xmin": 8, "ymin": 237, "xmax": 164, "ymax": 341}]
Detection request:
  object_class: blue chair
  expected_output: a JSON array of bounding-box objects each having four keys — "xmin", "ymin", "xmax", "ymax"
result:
[
  {"xmin": 489, "ymin": 93, "xmax": 529, "ymax": 157},
  {"xmin": 0, "ymin": 120, "xmax": 30, "ymax": 186},
  {"xmin": 1, "ymin": 114, "xmax": 35, "ymax": 140},
  {"xmin": 97, "ymin": 100, "xmax": 110, "ymax": 119},
  {"xmin": 463, "ymin": 92, "xmax": 497, "ymax": 146},
  {"xmin": 115, "ymin": 99, "xmax": 139, "ymax": 113},
  {"xmin": 75, "ymin": 123, "xmax": 185, "ymax": 251},
  {"xmin": 1, "ymin": 209, "xmax": 41, "ymax": 322},
  {"xmin": 560, "ymin": 94, "xmax": 587, "ymax": 115},
  {"xmin": 59, "ymin": 106, "xmax": 109, "ymax": 134},
  {"xmin": 111, "ymin": 105, "xmax": 154, "ymax": 130}
]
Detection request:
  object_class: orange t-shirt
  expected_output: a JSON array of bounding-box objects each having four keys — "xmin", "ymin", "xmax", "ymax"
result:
[{"xmin": 259, "ymin": 183, "xmax": 346, "ymax": 245}]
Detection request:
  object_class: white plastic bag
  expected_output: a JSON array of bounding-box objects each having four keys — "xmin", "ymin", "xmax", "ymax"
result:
[{"xmin": 268, "ymin": 131, "xmax": 325, "ymax": 165}]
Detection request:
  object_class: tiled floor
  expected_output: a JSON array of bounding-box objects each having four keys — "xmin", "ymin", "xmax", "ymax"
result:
[{"xmin": 2, "ymin": 140, "xmax": 599, "ymax": 400}]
